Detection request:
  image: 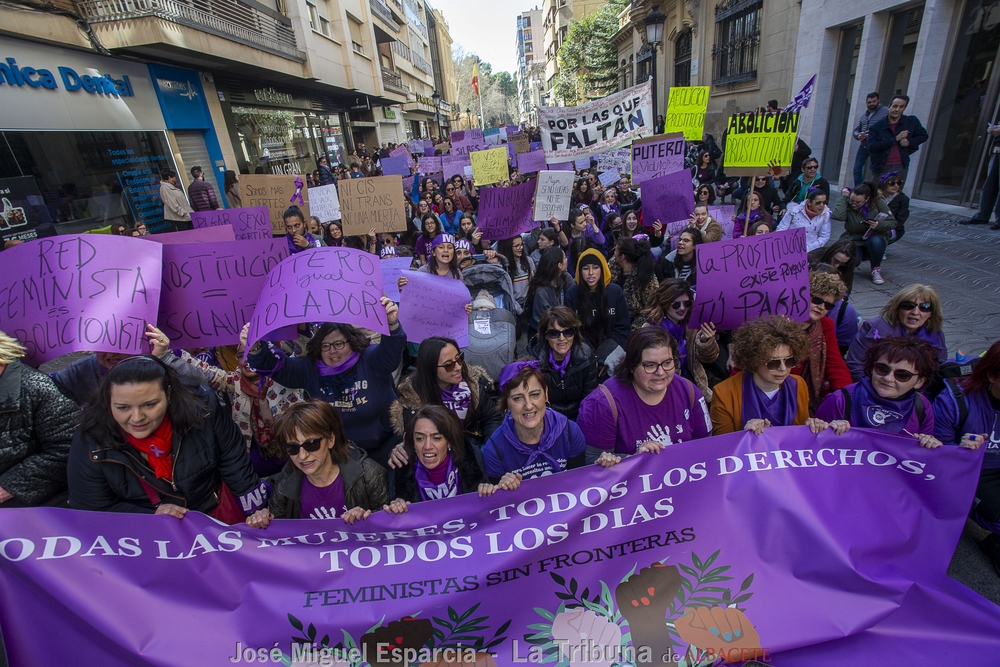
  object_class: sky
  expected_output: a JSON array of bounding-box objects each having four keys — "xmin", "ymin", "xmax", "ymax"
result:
[{"xmin": 432, "ymin": 0, "xmax": 529, "ymax": 74}]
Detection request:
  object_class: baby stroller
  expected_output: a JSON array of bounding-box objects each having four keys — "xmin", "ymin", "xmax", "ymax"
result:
[
  {"xmin": 464, "ymin": 308, "xmax": 516, "ymax": 383},
  {"xmin": 461, "ymin": 263, "xmax": 522, "ymax": 318}
]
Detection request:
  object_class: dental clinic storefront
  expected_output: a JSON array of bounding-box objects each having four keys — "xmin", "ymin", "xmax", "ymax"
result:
[{"xmin": 0, "ymin": 37, "xmax": 177, "ymax": 241}]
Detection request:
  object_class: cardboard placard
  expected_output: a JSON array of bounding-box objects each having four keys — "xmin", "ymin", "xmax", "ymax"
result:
[
  {"xmin": 336, "ymin": 176, "xmax": 407, "ymax": 236},
  {"xmin": 239, "ymin": 174, "xmax": 310, "ymax": 235}
]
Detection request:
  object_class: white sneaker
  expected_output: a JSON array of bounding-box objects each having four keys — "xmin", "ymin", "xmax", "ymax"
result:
[{"xmin": 871, "ymin": 268, "xmax": 885, "ymax": 285}]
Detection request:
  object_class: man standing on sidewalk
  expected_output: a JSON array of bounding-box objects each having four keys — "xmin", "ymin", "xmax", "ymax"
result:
[
  {"xmin": 187, "ymin": 166, "xmax": 220, "ymax": 212},
  {"xmin": 961, "ymin": 123, "xmax": 1000, "ymax": 228},
  {"xmin": 868, "ymin": 95, "xmax": 928, "ymax": 187},
  {"xmin": 852, "ymin": 92, "xmax": 887, "ymax": 185}
]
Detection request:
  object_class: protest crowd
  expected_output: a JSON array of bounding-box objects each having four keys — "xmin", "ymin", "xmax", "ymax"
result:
[{"xmin": 3, "ymin": 82, "xmax": 1000, "ymax": 614}]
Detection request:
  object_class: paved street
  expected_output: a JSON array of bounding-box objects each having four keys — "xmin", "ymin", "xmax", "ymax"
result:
[{"xmin": 827, "ymin": 197, "xmax": 1000, "ymax": 605}]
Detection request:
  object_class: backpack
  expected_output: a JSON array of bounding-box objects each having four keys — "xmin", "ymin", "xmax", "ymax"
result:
[{"xmin": 942, "ymin": 377, "xmax": 970, "ymax": 436}]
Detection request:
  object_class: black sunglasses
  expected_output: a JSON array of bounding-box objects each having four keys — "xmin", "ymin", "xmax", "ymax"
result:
[
  {"xmin": 811, "ymin": 295, "xmax": 836, "ymax": 311},
  {"xmin": 283, "ymin": 437, "xmax": 324, "ymax": 458},
  {"xmin": 899, "ymin": 300, "xmax": 933, "ymax": 313},
  {"xmin": 671, "ymin": 299, "xmax": 692, "ymax": 310},
  {"xmin": 546, "ymin": 327, "xmax": 577, "ymax": 340},
  {"xmin": 873, "ymin": 362, "xmax": 916, "ymax": 383},
  {"xmin": 765, "ymin": 356, "xmax": 797, "ymax": 371},
  {"xmin": 438, "ymin": 352, "xmax": 464, "ymax": 372}
]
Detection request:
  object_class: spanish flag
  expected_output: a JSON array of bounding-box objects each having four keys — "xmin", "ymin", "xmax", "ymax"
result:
[{"xmin": 471, "ymin": 60, "xmax": 480, "ymax": 96}]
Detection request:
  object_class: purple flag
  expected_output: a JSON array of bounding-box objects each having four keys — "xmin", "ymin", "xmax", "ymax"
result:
[
  {"xmin": 517, "ymin": 150, "xmax": 547, "ymax": 174},
  {"xmin": 190, "ymin": 206, "xmax": 272, "ymax": 240},
  {"xmin": 380, "ymin": 155, "xmax": 410, "ymax": 176},
  {"xmin": 783, "ymin": 74, "xmax": 817, "ymax": 114},
  {"xmin": 147, "ymin": 225, "xmax": 237, "ymax": 244},
  {"xmin": 631, "ymin": 134, "xmax": 686, "ymax": 185},
  {"xmin": 244, "ymin": 246, "xmax": 387, "ymax": 352},
  {"xmin": 157, "ymin": 239, "xmax": 289, "ymax": 349},
  {"xmin": 691, "ymin": 228, "xmax": 810, "ymax": 329},
  {"xmin": 0, "ymin": 235, "xmax": 162, "ymax": 366},
  {"xmin": 477, "ymin": 181, "xmax": 537, "ymax": 240},
  {"xmin": 641, "ymin": 169, "xmax": 695, "ymax": 227},
  {"xmin": 548, "ymin": 161, "xmax": 576, "ymax": 171},
  {"xmin": 1, "ymin": 428, "xmax": 998, "ymax": 666},
  {"xmin": 399, "ymin": 271, "xmax": 470, "ymax": 346}
]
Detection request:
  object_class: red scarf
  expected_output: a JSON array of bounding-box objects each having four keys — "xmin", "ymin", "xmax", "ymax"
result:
[{"xmin": 125, "ymin": 417, "xmax": 174, "ymax": 480}]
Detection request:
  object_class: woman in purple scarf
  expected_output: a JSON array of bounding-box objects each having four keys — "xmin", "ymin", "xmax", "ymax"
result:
[
  {"xmin": 482, "ymin": 362, "xmax": 587, "ymax": 482},
  {"xmin": 535, "ymin": 307, "xmax": 600, "ymax": 420},
  {"xmin": 845, "ymin": 284, "xmax": 947, "ymax": 380},
  {"xmin": 283, "ymin": 207, "xmax": 322, "ymax": 254},
  {"xmin": 384, "ymin": 406, "xmax": 518, "ymax": 514},
  {"xmin": 933, "ymin": 341, "xmax": 1000, "ymax": 572},
  {"xmin": 817, "ymin": 336, "xmax": 941, "ymax": 448}
]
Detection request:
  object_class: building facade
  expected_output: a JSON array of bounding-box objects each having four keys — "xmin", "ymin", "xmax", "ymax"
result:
[
  {"xmin": 540, "ymin": 0, "xmax": 606, "ymax": 106},
  {"xmin": 791, "ymin": 0, "xmax": 995, "ymax": 208},
  {"xmin": 612, "ymin": 0, "xmax": 800, "ymax": 138},
  {"xmin": 516, "ymin": 8, "xmax": 544, "ymax": 124}
]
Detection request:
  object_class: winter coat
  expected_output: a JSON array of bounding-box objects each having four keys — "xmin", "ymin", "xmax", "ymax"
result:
[
  {"xmin": 833, "ymin": 197, "xmax": 895, "ymax": 247},
  {"xmin": 776, "ymin": 202, "xmax": 832, "ymax": 252},
  {"xmin": 317, "ymin": 164, "xmax": 337, "ymax": 186},
  {"xmin": 389, "ymin": 365, "xmax": 502, "ymax": 449},
  {"xmin": 783, "ymin": 176, "xmax": 830, "ymax": 206},
  {"xmin": 608, "ymin": 256, "xmax": 659, "ymax": 331},
  {"xmin": 0, "ymin": 361, "xmax": 79, "ymax": 506},
  {"xmin": 867, "ymin": 115, "xmax": 929, "ymax": 170},
  {"xmin": 225, "ymin": 184, "xmax": 242, "ymax": 208},
  {"xmin": 691, "ymin": 218, "xmax": 724, "ymax": 244},
  {"xmin": 885, "ymin": 191, "xmax": 910, "ymax": 227},
  {"xmin": 68, "ymin": 386, "xmax": 266, "ymax": 515},
  {"xmin": 565, "ymin": 282, "xmax": 632, "ymax": 350},
  {"xmin": 50, "ymin": 353, "xmax": 216, "ymax": 407},
  {"xmin": 537, "ymin": 342, "xmax": 601, "ymax": 420},
  {"xmin": 188, "ymin": 178, "xmax": 219, "ymax": 212},
  {"xmin": 268, "ymin": 445, "xmax": 389, "ymax": 518},
  {"xmin": 391, "ymin": 439, "xmax": 488, "ymax": 503},
  {"xmin": 160, "ymin": 180, "xmax": 192, "ymax": 222},
  {"xmin": 844, "ymin": 316, "xmax": 947, "ymax": 382}
]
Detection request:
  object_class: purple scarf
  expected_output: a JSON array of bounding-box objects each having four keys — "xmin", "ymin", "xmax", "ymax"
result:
[
  {"xmin": 414, "ymin": 453, "xmax": 461, "ymax": 501},
  {"xmin": 287, "ymin": 233, "xmax": 318, "ymax": 255},
  {"xmin": 660, "ymin": 318, "xmax": 688, "ymax": 371},
  {"xmin": 497, "ymin": 409, "xmax": 567, "ymax": 473},
  {"xmin": 741, "ymin": 372, "xmax": 798, "ymax": 426},
  {"xmin": 441, "ymin": 381, "xmax": 472, "ymax": 421},
  {"xmin": 316, "ymin": 351, "xmax": 360, "ymax": 376},
  {"xmin": 850, "ymin": 377, "xmax": 915, "ymax": 434},
  {"xmin": 548, "ymin": 350, "xmax": 571, "ymax": 378}
]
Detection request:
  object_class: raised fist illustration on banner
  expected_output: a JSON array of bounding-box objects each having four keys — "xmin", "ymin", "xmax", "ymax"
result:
[
  {"xmin": 674, "ymin": 605, "xmax": 762, "ymax": 663},
  {"xmin": 361, "ymin": 617, "xmax": 434, "ymax": 666},
  {"xmin": 551, "ymin": 608, "xmax": 622, "ymax": 667},
  {"xmin": 615, "ymin": 563, "xmax": 683, "ymax": 666}
]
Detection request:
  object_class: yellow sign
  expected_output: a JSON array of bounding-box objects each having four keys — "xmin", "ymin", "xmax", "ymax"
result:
[
  {"xmin": 664, "ymin": 86, "xmax": 709, "ymax": 141},
  {"xmin": 469, "ymin": 147, "xmax": 509, "ymax": 185},
  {"xmin": 722, "ymin": 111, "xmax": 800, "ymax": 175}
]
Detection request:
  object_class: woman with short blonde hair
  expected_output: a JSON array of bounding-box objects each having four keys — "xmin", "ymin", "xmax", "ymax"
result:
[{"xmin": 0, "ymin": 331, "xmax": 26, "ymax": 365}]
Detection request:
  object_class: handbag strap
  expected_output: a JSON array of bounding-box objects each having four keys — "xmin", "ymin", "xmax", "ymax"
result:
[{"xmin": 598, "ymin": 383, "xmax": 618, "ymax": 425}]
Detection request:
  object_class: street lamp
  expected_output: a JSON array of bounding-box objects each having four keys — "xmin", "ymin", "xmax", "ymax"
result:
[{"xmin": 644, "ymin": 5, "xmax": 666, "ymax": 130}]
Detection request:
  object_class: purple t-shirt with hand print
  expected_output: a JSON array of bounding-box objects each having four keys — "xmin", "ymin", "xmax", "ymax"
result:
[
  {"xmin": 576, "ymin": 377, "xmax": 711, "ymax": 455},
  {"xmin": 300, "ymin": 474, "xmax": 346, "ymax": 520}
]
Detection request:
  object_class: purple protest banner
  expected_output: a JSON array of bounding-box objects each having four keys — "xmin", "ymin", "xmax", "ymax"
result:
[
  {"xmin": 442, "ymin": 156, "xmax": 472, "ymax": 180},
  {"xmin": 517, "ymin": 150, "xmax": 547, "ymax": 174},
  {"xmin": 0, "ymin": 235, "xmax": 162, "ymax": 366},
  {"xmin": 390, "ymin": 144, "xmax": 415, "ymax": 168},
  {"xmin": 147, "ymin": 225, "xmax": 237, "ymax": 244},
  {"xmin": 506, "ymin": 142, "xmax": 517, "ymax": 161},
  {"xmin": 424, "ymin": 140, "xmax": 436, "ymax": 155},
  {"xmin": 244, "ymin": 246, "xmax": 387, "ymax": 352},
  {"xmin": 399, "ymin": 271, "xmax": 470, "ymax": 346},
  {"xmin": 631, "ymin": 133, "xmax": 686, "ymax": 185},
  {"xmin": 1, "ymin": 428, "xmax": 998, "ymax": 666},
  {"xmin": 379, "ymin": 256, "xmax": 414, "ymax": 302},
  {"xmin": 407, "ymin": 139, "xmax": 425, "ymax": 155},
  {"xmin": 190, "ymin": 206, "xmax": 272, "ymax": 240},
  {"xmin": 641, "ymin": 169, "xmax": 695, "ymax": 226},
  {"xmin": 380, "ymin": 155, "xmax": 410, "ymax": 176},
  {"xmin": 419, "ymin": 156, "xmax": 443, "ymax": 173},
  {"xmin": 157, "ymin": 239, "xmax": 289, "ymax": 349},
  {"xmin": 691, "ymin": 228, "xmax": 810, "ymax": 329},
  {"xmin": 477, "ymin": 181, "xmax": 537, "ymax": 240},
  {"xmin": 530, "ymin": 141, "xmax": 542, "ymax": 151},
  {"xmin": 574, "ymin": 157, "xmax": 592, "ymax": 170}
]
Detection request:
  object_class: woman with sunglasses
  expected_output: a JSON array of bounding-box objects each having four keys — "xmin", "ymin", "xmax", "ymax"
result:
[
  {"xmin": 481, "ymin": 362, "xmax": 587, "ymax": 482},
  {"xmin": 817, "ymin": 337, "xmax": 940, "ymax": 447},
  {"xmin": 792, "ymin": 272, "xmax": 854, "ymax": 414},
  {"xmin": 695, "ymin": 184, "xmax": 716, "ymax": 207},
  {"xmin": 833, "ymin": 182, "xmax": 895, "ymax": 285},
  {"xmin": 641, "ymin": 279, "xmax": 719, "ymax": 402},
  {"xmin": 710, "ymin": 316, "xmax": 825, "ymax": 435},
  {"xmin": 69, "ymin": 356, "xmax": 271, "ymax": 526},
  {"xmin": 246, "ymin": 297, "xmax": 406, "ymax": 466},
  {"xmin": 445, "ymin": 181, "xmax": 473, "ymax": 215},
  {"xmin": 692, "ymin": 150, "xmax": 717, "ymax": 187},
  {"xmin": 577, "ymin": 327, "xmax": 711, "ymax": 457},
  {"xmin": 880, "ymin": 173, "xmax": 910, "ymax": 245},
  {"xmin": 438, "ymin": 196, "xmax": 463, "ymax": 235},
  {"xmin": 845, "ymin": 284, "xmax": 947, "ymax": 381},
  {"xmin": 534, "ymin": 307, "xmax": 600, "ymax": 420},
  {"xmin": 389, "ymin": 336, "xmax": 500, "ymax": 454},
  {"xmin": 775, "ymin": 188, "xmax": 831, "ymax": 252},
  {"xmin": 266, "ymin": 401, "xmax": 388, "ymax": 522}
]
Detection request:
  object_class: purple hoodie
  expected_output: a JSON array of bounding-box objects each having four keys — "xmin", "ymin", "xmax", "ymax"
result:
[
  {"xmin": 934, "ymin": 386, "xmax": 1000, "ymax": 469},
  {"xmin": 481, "ymin": 409, "xmax": 586, "ymax": 480},
  {"xmin": 844, "ymin": 317, "xmax": 947, "ymax": 381}
]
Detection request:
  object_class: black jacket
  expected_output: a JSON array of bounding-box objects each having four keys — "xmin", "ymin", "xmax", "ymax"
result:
[
  {"xmin": 68, "ymin": 386, "xmax": 265, "ymax": 515},
  {"xmin": 536, "ymin": 343, "xmax": 600, "ymax": 421},
  {"xmin": 391, "ymin": 439, "xmax": 488, "ymax": 503},
  {"xmin": 565, "ymin": 283, "xmax": 631, "ymax": 349},
  {"xmin": 0, "ymin": 361, "xmax": 79, "ymax": 506},
  {"xmin": 783, "ymin": 177, "xmax": 830, "ymax": 206},
  {"xmin": 867, "ymin": 115, "xmax": 929, "ymax": 170},
  {"xmin": 268, "ymin": 445, "xmax": 388, "ymax": 518},
  {"xmin": 886, "ymin": 191, "xmax": 911, "ymax": 227}
]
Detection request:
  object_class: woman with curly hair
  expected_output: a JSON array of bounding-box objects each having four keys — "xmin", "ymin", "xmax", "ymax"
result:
[
  {"xmin": 710, "ymin": 316, "xmax": 827, "ymax": 435},
  {"xmin": 642, "ymin": 279, "xmax": 719, "ymax": 402},
  {"xmin": 817, "ymin": 336, "xmax": 940, "ymax": 448},
  {"xmin": 610, "ymin": 236, "xmax": 659, "ymax": 330},
  {"xmin": 844, "ymin": 284, "xmax": 947, "ymax": 381},
  {"xmin": 792, "ymin": 271, "xmax": 854, "ymax": 414}
]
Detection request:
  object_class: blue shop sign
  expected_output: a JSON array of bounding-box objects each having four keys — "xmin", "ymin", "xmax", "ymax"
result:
[
  {"xmin": 0, "ymin": 57, "xmax": 134, "ymax": 96},
  {"xmin": 147, "ymin": 63, "xmax": 212, "ymax": 129}
]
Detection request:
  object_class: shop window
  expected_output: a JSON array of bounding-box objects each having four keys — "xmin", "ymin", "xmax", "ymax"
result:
[
  {"xmin": 231, "ymin": 106, "xmax": 347, "ymax": 175},
  {"xmin": 712, "ymin": 0, "xmax": 762, "ymax": 86}
]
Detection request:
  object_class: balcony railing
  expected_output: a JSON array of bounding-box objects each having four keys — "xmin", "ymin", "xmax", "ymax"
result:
[
  {"xmin": 411, "ymin": 51, "xmax": 431, "ymax": 74},
  {"xmin": 76, "ymin": 0, "xmax": 306, "ymax": 61},
  {"xmin": 369, "ymin": 0, "xmax": 398, "ymax": 31},
  {"xmin": 381, "ymin": 66, "xmax": 409, "ymax": 94}
]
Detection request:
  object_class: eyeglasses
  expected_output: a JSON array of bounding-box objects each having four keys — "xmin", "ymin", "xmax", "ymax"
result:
[
  {"xmin": 899, "ymin": 300, "xmax": 933, "ymax": 313},
  {"xmin": 283, "ymin": 437, "xmax": 324, "ymax": 457},
  {"xmin": 873, "ymin": 362, "xmax": 916, "ymax": 383},
  {"xmin": 445, "ymin": 187, "xmax": 454, "ymax": 191},
  {"xmin": 803, "ymin": 165, "xmax": 818, "ymax": 170},
  {"xmin": 438, "ymin": 352, "xmax": 464, "ymax": 372},
  {"xmin": 546, "ymin": 327, "xmax": 577, "ymax": 340},
  {"xmin": 640, "ymin": 359, "xmax": 676, "ymax": 374},
  {"xmin": 811, "ymin": 295, "xmax": 836, "ymax": 311},
  {"xmin": 670, "ymin": 299, "xmax": 692, "ymax": 310},
  {"xmin": 320, "ymin": 340, "xmax": 349, "ymax": 352},
  {"xmin": 764, "ymin": 356, "xmax": 797, "ymax": 371}
]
